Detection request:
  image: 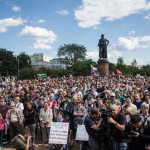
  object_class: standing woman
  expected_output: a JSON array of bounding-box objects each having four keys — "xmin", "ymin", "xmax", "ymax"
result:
[
  {"xmin": 24, "ymin": 102, "xmax": 36, "ymax": 147},
  {"xmin": 54, "ymin": 97, "xmax": 62, "ymax": 120},
  {"xmin": 39, "ymin": 101, "xmax": 53, "ymax": 144}
]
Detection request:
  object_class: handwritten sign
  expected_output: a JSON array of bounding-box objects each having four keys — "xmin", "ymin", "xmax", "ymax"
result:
[
  {"xmin": 49, "ymin": 122, "xmax": 69, "ymax": 144},
  {"xmin": 76, "ymin": 125, "xmax": 89, "ymax": 141}
]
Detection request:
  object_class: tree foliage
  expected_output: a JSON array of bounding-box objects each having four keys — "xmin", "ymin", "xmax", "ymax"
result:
[
  {"xmin": 57, "ymin": 43, "xmax": 87, "ymax": 65},
  {"xmin": 0, "ymin": 48, "xmax": 17, "ymax": 76},
  {"xmin": 19, "ymin": 52, "xmax": 31, "ymax": 69}
]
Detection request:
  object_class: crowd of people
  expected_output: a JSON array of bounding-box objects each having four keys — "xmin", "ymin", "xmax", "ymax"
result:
[{"xmin": 0, "ymin": 74, "xmax": 150, "ymax": 150}]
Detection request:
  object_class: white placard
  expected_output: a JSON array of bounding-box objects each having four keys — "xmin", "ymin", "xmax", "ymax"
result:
[
  {"xmin": 76, "ymin": 125, "xmax": 89, "ymax": 141},
  {"xmin": 49, "ymin": 122, "xmax": 69, "ymax": 144}
]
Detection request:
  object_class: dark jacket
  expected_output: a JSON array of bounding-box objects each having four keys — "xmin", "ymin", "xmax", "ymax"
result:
[
  {"xmin": 125, "ymin": 120, "xmax": 150, "ymax": 150},
  {"xmin": 59, "ymin": 101, "xmax": 73, "ymax": 120},
  {"xmin": 24, "ymin": 108, "xmax": 36, "ymax": 126},
  {"xmin": 0, "ymin": 105, "xmax": 9, "ymax": 119}
]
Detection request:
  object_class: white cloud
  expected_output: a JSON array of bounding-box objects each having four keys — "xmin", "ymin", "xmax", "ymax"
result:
[
  {"xmin": 128, "ymin": 31, "xmax": 136, "ymax": 34},
  {"xmin": 19, "ymin": 26, "xmax": 57, "ymax": 49},
  {"xmin": 0, "ymin": 17, "xmax": 27, "ymax": 33},
  {"xmin": 111, "ymin": 37, "xmax": 149, "ymax": 51},
  {"xmin": 86, "ymin": 50, "xmax": 122, "ymax": 62},
  {"xmin": 144, "ymin": 12, "xmax": 150, "ymax": 20},
  {"xmin": 12, "ymin": 6, "xmax": 20, "ymax": 12},
  {"xmin": 74, "ymin": 0, "xmax": 150, "ymax": 28},
  {"xmin": 56, "ymin": 10, "xmax": 69, "ymax": 15},
  {"xmin": 140, "ymin": 36, "xmax": 150, "ymax": 43},
  {"xmin": 38, "ymin": 19, "xmax": 45, "ymax": 23},
  {"xmin": 93, "ymin": 26, "xmax": 98, "ymax": 29},
  {"xmin": 100, "ymin": 28, "xmax": 105, "ymax": 30}
]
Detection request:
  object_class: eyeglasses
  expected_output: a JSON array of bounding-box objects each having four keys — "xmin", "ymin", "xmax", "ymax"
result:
[{"xmin": 0, "ymin": 101, "xmax": 3, "ymax": 102}]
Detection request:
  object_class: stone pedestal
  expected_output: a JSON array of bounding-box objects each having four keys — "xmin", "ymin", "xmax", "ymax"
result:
[{"xmin": 97, "ymin": 60, "xmax": 109, "ymax": 76}]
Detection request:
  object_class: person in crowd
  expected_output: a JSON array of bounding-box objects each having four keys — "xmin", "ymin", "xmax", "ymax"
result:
[
  {"xmin": 73, "ymin": 99, "xmax": 85, "ymax": 143},
  {"xmin": 110, "ymin": 93, "xmax": 117, "ymax": 104},
  {"xmin": 84, "ymin": 108, "xmax": 103, "ymax": 150},
  {"xmin": 51, "ymin": 111, "xmax": 70, "ymax": 150},
  {"xmin": 116, "ymin": 91, "xmax": 124, "ymax": 105},
  {"xmin": 122, "ymin": 95, "xmax": 137, "ymax": 112},
  {"xmin": 143, "ymin": 94, "xmax": 150, "ymax": 104},
  {"xmin": 103, "ymin": 99, "xmax": 111, "ymax": 110},
  {"xmin": 126, "ymin": 114, "xmax": 150, "ymax": 150},
  {"xmin": 48, "ymin": 93, "xmax": 56, "ymax": 110},
  {"xmin": 54, "ymin": 97, "xmax": 62, "ymax": 120},
  {"xmin": 24, "ymin": 102, "xmax": 36, "ymax": 147},
  {"xmin": 140, "ymin": 103, "xmax": 150, "ymax": 121},
  {"xmin": 85, "ymin": 93, "xmax": 95, "ymax": 106},
  {"xmin": 40, "ymin": 90, "xmax": 49, "ymax": 101},
  {"xmin": 133, "ymin": 93, "xmax": 143, "ymax": 110},
  {"xmin": 107, "ymin": 104, "xmax": 128, "ymax": 150},
  {"xmin": 126, "ymin": 106, "xmax": 136, "ymax": 122},
  {"xmin": 6, "ymin": 102, "xmax": 23, "ymax": 148},
  {"xmin": 0, "ymin": 113, "xmax": 7, "ymax": 149},
  {"xmin": 12, "ymin": 129, "xmax": 32, "ymax": 150},
  {"xmin": 59, "ymin": 95, "xmax": 73, "ymax": 122},
  {"xmin": 85, "ymin": 99, "xmax": 95, "ymax": 117},
  {"xmin": 15, "ymin": 96, "xmax": 24, "ymax": 112},
  {"xmin": 39, "ymin": 101, "xmax": 53, "ymax": 144}
]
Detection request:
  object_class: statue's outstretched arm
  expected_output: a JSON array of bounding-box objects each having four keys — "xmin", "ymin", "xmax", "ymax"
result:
[{"xmin": 106, "ymin": 39, "xmax": 109, "ymax": 46}]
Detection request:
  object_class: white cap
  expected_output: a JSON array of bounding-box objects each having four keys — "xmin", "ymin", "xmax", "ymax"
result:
[{"xmin": 110, "ymin": 93, "xmax": 115, "ymax": 97}]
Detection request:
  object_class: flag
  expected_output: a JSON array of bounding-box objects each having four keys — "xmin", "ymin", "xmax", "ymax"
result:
[
  {"xmin": 91, "ymin": 65, "xmax": 97, "ymax": 74},
  {"xmin": 117, "ymin": 69, "xmax": 122, "ymax": 75}
]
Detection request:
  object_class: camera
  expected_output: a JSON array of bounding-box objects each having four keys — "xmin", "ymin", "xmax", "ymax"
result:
[{"xmin": 100, "ymin": 109, "xmax": 112, "ymax": 119}]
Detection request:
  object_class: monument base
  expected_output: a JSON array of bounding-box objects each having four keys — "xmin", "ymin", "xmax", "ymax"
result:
[{"xmin": 97, "ymin": 60, "xmax": 109, "ymax": 76}]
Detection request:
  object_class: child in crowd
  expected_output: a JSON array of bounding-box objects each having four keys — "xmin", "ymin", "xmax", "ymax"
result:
[{"xmin": 0, "ymin": 113, "xmax": 7, "ymax": 149}]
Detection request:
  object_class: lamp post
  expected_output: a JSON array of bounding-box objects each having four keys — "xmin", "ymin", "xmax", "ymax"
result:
[{"xmin": 15, "ymin": 55, "xmax": 19, "ymax": 76}]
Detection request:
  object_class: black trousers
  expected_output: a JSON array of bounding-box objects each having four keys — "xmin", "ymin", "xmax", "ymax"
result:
[{"xmin": 10, "ymin": 122, "xmax": 21, "ymax": 140}]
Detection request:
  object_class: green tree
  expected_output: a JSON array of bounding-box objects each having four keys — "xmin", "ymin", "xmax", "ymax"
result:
[
  {"xmin": 18, "ymin": 52, "xmax": 31, "ymax": 69},
  {"xmin": 116, "ymin": 57, "xmax": 125, "ymax": 73},
  {"xmin": 57, "ymin": 43, "xmax": 87, "ymax": 65},
  {"xmin": 109, "ymin": 62, "xmax": 116, "ymax": 73},
  {"xmin": 0, "ymin": 48, "xmax": 17, "ymax": 76},
  {"xmin": 19, "ymin": 67, "xmax": 35, "ymax": 79}
]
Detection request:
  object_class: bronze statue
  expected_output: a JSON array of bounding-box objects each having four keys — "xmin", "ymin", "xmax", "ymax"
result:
[{"xmin": 98, "ymin": 34, "xmax": 109, "ymax": 60}]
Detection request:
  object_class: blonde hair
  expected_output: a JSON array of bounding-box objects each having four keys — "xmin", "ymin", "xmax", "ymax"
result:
[{"xmin": 126, "ymin": 106, "xmax": 136, "ymax": 115}]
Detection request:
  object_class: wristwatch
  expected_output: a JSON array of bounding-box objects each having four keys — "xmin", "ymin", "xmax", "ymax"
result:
[{"xmin": 115, "ymin": 122, "xmax": 118, "ymax": 126}]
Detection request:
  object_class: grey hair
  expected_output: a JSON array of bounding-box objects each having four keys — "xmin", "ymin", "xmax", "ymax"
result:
[
  {"xmin": 141, "ymin": 103, "xmax": 149, "ymax": 109},
  {"xmin": 50, "ymin": 93, "xmax": 54, "ymax": 97},
  {"xmin": 110, "ymin": 104, "xmax": 119, "ymax": 110},
  {"xmin": 10, "ymin": 102, "xmax": 15, "ymax": 106},
  {"xmin": 115, "ymin": 100, "xmax": 121, "ymax": 106}
]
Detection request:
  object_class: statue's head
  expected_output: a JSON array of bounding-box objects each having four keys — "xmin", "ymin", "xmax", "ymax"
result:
[{"xmin": 101, "ymin": 34, "xmax": 104, "ymax": 38}]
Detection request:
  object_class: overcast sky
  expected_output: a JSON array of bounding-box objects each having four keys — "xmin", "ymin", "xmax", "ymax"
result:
[{"xmin": 0, "ymin": 0, "xmax": 150, "ymax": 65}]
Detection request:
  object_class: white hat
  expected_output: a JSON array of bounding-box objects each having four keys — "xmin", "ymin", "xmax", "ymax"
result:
[
  {"xmin": 110, "ymin": 93, "xmax": 115, "ymax": 97},
  {"xmin": 144, "ymin": 90, "xmax": 148, "ymax": 93}
]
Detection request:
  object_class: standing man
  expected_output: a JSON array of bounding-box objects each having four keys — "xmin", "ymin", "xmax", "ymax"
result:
[
  {"xmin": 59, "ymin": 95, "xmax": 73, "ymax": 122},
  {"xmin": 107, "ymin": 104, "xmax": 128, "ymax": 150},
  {"xmin": 84, "ymin": 108, "xmax": 103, "ymax": 150},
  {"xmin": 6, "ymin": 103, "xmax": 23, "ymax": 147},
  {"xmin": 15, "ymin": 96, "xmax": 24, "ymax": 112}
]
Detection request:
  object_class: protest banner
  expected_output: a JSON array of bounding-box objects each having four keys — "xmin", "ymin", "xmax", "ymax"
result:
[
  {"xmin": 76, "ymin": 125, "xmax": 89, "ymax": 141},
  {"xmin": 49, "ymin": 122, "xmax": 69, "ymax": 144}
]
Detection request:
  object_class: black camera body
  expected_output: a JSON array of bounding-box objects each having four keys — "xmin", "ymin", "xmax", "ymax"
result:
[{"xmin": 100, "ymin": 109, "xmax": 112, "ymax": 120}]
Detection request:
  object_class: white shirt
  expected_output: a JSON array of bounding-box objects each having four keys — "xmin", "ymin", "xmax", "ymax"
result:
[{"xmin": 15, "ymin": 102, "xmax": 24, "ymax": 110}]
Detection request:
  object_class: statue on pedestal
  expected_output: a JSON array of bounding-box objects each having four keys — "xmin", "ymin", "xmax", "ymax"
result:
[{"xmin": 98, "ymin": 34, "xmax": 109, "ymax": 61}]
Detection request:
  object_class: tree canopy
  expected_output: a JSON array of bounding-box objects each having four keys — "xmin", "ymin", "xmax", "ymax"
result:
[{"xmin": 57, "ymin": 43, "xmax": 87, "ymax": 65}]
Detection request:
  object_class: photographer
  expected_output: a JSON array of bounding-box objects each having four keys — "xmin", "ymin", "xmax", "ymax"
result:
[
  {"xmin": 84, "ymin": 108, "xmax": 103, "ymax": 150},
  {"xmin": 107, "ymin": 104, "xmax": 127, "ymax": 150},
  {"xmin": 126, "ymin": 114, "xmax": 150, "ymax": 150},
  {"xmin": 12, "ymin": 129, "xmax": 32, "ymax": 150}
]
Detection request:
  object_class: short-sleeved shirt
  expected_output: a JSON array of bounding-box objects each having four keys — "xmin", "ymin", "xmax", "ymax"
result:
[
  {"xmin": 84, "ymin": 115, "xmax": 96, "ymax": 136},
  {"xmin": 133, "ymin": 100, "xmax": 143, "ymax": 110},
  {"xmin": 110, "ymin": 112, "xmax": 127, "ymax": 142}
]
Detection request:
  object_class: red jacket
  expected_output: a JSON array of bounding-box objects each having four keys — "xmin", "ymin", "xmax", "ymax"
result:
[
  {"xmin": 54, "ymin": 119, "xmax": 70, "ymax": 131},
  {"xmin": 49, "ymin": 100, "xmax": 56, "ymax": 109}
]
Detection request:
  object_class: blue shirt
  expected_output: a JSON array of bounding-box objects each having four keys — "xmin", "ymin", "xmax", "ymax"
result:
[
  {"xmin": 84, "ymin": 115, "xmax": 96, "ymax": 136},
  {"xmin": 133, "ymin": 100, "xmax": 143, "ymax": 110}
]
